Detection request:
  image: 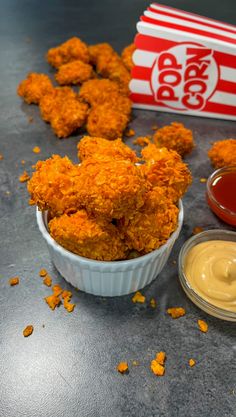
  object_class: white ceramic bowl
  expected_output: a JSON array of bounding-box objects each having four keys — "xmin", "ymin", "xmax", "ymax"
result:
[{"xmin": 36, "ymin": 201, "xmax": 183, "ymax": 297}]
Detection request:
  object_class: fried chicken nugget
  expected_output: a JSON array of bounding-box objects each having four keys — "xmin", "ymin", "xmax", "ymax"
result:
[
  {"xmin": 48, "ymin": 210, "xmax": 127, "ymax": 261},
  {"xmin": 118, "ymin": 186, "xmax": 179, "ymax": 253},
  {"xmin": 39, "ymin": 87, "xmax": 77, "ymax": 122},
  {"xmin": 141, "ymin": 144, "xmax": 192, "ymax": 202},
  {"xmin": 86, "ymin": 104, "xmax": 129, "ymax": 140},
  {"xmin": 47, "ymin": 37, "xmax": 89, "ymax": 68},
  {"xmin": 79, "ymin": 79, "xmax": 132, "ymax": 116},
  {"xmin": 75, "ymin": 157, "xmax": 147, "ymax": 219},
  {"xmin": 77, "ymin": 136, "xmax": 138, "ymax": 163},
  {"xmin": 55, "ymin": 60, "xmax": 94, "ymax": 85},
  {"xmin": 153, "ymin": 122, "xmax": 194, "ymax": 157},
  {"xmin": 17, "ymin": 73, "xmax": 54, "ymax": 104},
  {"xmin": 121, "ymin": 43, "xmax": 136, "ymax": 71},
  {"xmin": 208, "ymin": 139, "xmax": 236, "ymax": 168},
  {"xmin": 39, "ymin": 87, "xmax": 89, "ymax": 137},
  {"xmin": 89, "ymin": 43, "xmax": 131, "ymax": 96},
  {"xmin": 27, "ymin": 155, "xmax": 82, "ymax": 215}
]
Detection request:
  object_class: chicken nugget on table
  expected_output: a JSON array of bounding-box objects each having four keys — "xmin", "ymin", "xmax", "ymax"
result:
[{"xmin": 17, "ymin": 73, "xmax": 53, "ymax": 104}]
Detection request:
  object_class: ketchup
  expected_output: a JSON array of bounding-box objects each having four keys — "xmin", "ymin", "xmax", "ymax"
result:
[{"xmin": 207, "ymin": 167, "xmax": 236, "ymax": 226}]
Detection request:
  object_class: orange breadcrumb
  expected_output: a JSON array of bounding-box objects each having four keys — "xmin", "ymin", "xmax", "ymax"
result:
[
  {"xmin": 132, "ymin": 360, "xmax": 139, "ymax": 366},
  {"xmin": 208, "ymin": 139, "xmax": 236, "ymax": 168},
  {"xmin": 55, "ymin": 59, "xmax": 93, "ymax": 85},
  {"xmin": 61, "ymin": 290, "xmax": 73, "ymax": 300},
  {"xmin": 156, "ymin": 351, "xmax": 166, "ymax": 365},
  {"xmin": 21, "ymin": 160, "xmax": 25, "ymax": 165},
  {"xmin": 0, "ymin": 154, "xmax": 3, "ymax": 160},
  {"xmin": 17, "ymin": 73, "xmax": 53, "ymax": 104},
  {"xmin": 198, "ymin": 319, "xmax": 208, "ymax": 333},
  {"xmin": 44, "ymin": 294, "xmax": 61, "ymax": 310},
  {"xmin": 189, "ymin": 359, "xmax": 196, "ymax": 367},
  {"xmin": 47, "ymin": 37, "xmax": 90, "ymax": 68},
  {"xmin": 150, "ymin": 298, "xmax": 157, "ymax": 308},
  {"xmin": 19, "ymin": 171, "xmax": 30, "ymax": 183},
  {"xmin": 77, "ymin": 136, "xmax": 138, "ymax": 163},
  {"xmin": 53, "ymin": 284, "xmax": 63, "ymax": 297},
  {"xmin": 153, "ymin": 122, "xmax": 194, "ymax": 157},
  {"xmin": 193, "ymin": 226, "xmax": 204, "ymax": 235},
  {"xmin": 132, "ymin": 291, "xmax": 146, "ymax": 303},
  {"xmin": 125, "ymin": 128, "xmax": 135, "ymax": 137},
  {"xmin": 151, "ymin": 360, "xmax": 165, "ymax": 376},
  {"xmin": 63, "ymin": 296, "xmax": 75, "ymax": 312},
  {"xmin": 200, "ymin": 178, "xmax": 207, "ymax": 183},
  {"xmin": 43, "ymin": 275, "xmax": 52, "ymax": 287},
  {"xmin": 9, "ymin": 276, "xmax": 19, "ymax": 286},
  {"xmin": 117, "ymin": 362, "xmax": 129, "ymax": 374},
  {"xmin": 133, "ymin": 136, "xmax": 151, "ymax": 147},
  {"xmin": 23, "ymin": 325, "xmax": 34, "ymax": 337},
  {"xmin": 167, "ymin": 307, "xmax": 186, "ymax": 319},
  {"xmin": 121, "ymin": 43, "xmax": 136, "ymax": 71},
  {"xmin": 152, "ymin": 125, "xmax": 158, "ymax": 130},
  {"xmin": 33, "ymin": 146, "xmax": 41, "ymax": 154},
  {"xmin": 39, "ymin": 268, "xmax": 47, "ymax": 277}
]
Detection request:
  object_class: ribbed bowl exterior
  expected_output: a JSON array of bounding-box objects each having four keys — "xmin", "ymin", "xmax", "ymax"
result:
[{"xmin": 36, "ymin": 201, "xmax": 183, "ymax": 297}]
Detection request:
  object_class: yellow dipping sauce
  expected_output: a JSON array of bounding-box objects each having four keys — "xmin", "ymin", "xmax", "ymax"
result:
[{"xmin": 184, "ymin": 240, "xmax": 236, "ymax": 312}]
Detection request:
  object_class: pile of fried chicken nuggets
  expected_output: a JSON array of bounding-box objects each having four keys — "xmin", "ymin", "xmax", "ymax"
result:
[
  {"xmin": 17, "ymin": 37, "xmax": 135, "ymax": 139},
  {"xmin": 27, "ymin": 136, "xmax": 192, "ymax": 261}
]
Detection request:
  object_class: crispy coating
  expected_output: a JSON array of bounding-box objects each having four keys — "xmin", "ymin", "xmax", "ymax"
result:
[
  {"xmin": 19, "ymin": 171, "xmax": 30, "ymax": 183},
  {"xmin": 141, "ymin": 145, "xmax": 192, "ymax": 202},
  {"xmin": 89, "ymin": 42, "xmax": 131, "ymax": 95},
  {"xmin": 121, "ymin": 43, "xmax": 136, "ymax": 71},
  {"xmin": 189, "ymin": 359, "xmax": 196, "ymax": 367},
  {"xmin": 155, "ymin": 352, "xmax": 166, "ymax": 365},
  {"xmin": 77, "ymin": 136, "xmax": 138, "ymax": 163},
  {"xmin": 87, "ymin": 104, "xmax": 129, "ymax": 140},
  {"xmin": 151, "ymin": 360, "xmax": 165, "ymax": 376},
  {"xmin": 153, "ymin": 122, "xmax": 194, "ymax": 157},
  {"xmin": 47, "ymin": 37, "xmax": 89, "ymax": 68},
  {"xmin": 117, "ymin": 362, "xmax": 129, "ymax": 374},
  {"xmin": 39, "ymin": 86, "xmax": 88, "ymax": 137},
  {"xmin": 39, "ymin": 87, "xmax": 76, "ymax": 122},
  {"xmin": 17, "ymin": 73, "xmax": 53, "ymax": 104},
  {"xmin": 43, "ymin": 274, "xmax": 52, "ymax": 287},
  {"xmin": 50, "ymin": 98, "xmax": 88, "ymax": 138},
  {"xmin": 39, "ymin": 268, "xmax": 47, "ymax": 277},
  {"xmin": 9, "ymin": 277, "xmax": 20, "ymax": 286},
  {"xmin": 132, "ymin": 291, "xmax": 146, "ymax": 303},
  {"xmin": 27, "ymin": 155, "xmax": 82, "ymax": 215},
  {"xmin": 63, "ymin": 297, "xmax": 75, "ymax": 312},
  {"xmin": 23, "ymin": 325, "xmax": 34, "ymax": 337},
  {"xmin": 197, "ymin": 319, "xmax": 208, "ymax": 333},
  {"xmin": 44, "ymin": 294, "xmax": 61, "ymax": 310},
  {"xmin": 76, "ymin": 157, "xmax": 147, "ymax": 219},
  {"xmin": 55, "ymin": 60, "xmax": 94, "ymax": 85},
  {"xmin": 49, "ymin": 210, "xmax": 127, "ymax": 261},
  {"xmin": 208, "ymin": 139, "xmax": 236, "ymax": 168},
  {"xmin": 118, "ymin": 186, "xmax": 179, "ymax": 253}
]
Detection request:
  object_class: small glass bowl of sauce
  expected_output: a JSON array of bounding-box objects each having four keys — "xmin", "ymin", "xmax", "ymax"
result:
[
  {"xmin": 178, "ymin": 229, "xmax": 236, "ymax": 321},
  {"xmin": 206, "ymin": 166, "xmax": 236, "ymax": 226}
]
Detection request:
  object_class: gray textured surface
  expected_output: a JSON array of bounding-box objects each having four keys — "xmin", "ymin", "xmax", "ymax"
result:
[{"xmin": 0, "ymin": 1, "xmax": 236, "ymax": 416}]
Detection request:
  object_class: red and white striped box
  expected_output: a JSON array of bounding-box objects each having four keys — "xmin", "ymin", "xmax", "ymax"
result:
[{"xmin": 130, "ymin": 3, "xmax": 236, "ymax": 120}]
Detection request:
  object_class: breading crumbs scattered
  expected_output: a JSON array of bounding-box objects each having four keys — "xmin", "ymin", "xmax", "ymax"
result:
[
  {"xmin": 132, "ymin": 291, "xmax": 146, "ymax": 303},
  {"xmin": 63, "ymin": 296, "xmax": 75, "ymax": 312},
  {"xmin": 0, "ymin": 154, "xmax": 3, "ymax": 160},
  {"xmin": 117, "ymin": 362, "xmax": 129, "ymax": 374},
  {"xmin": 43, "ymin": 274, "xmax": 52, "ymax": 287},
  {"xmin": 9, "ymin": 276, "xmax": 20, "ymax": 286},
  {"xmin": 19, "ymin": 171, "xmax": 30, "ymax": 183},
  {"xmin": 39, "ymin": 268, "xmax": 48, "ymax": 277},
  {"xmin": 189, "ymin": 359, "xmax": 196, "ymax": 367},
  {"xmin": 33, "ymin": 146, "xmax": 41, "ymax": 154},
  {"xmin": 200, "ymin": 178, "xmax": 207, "ymax": 183},
  {"xmin": 167, "ymin": 307, "xmax": 186, "ymax": 319},
  {"xmin": 150, "ymin": 298, "xmax": 157, "ymax": 308},
  {"xmin": 61, "ymin": 290, "xmax": 72, "ymax": 300},
  {"xmin": 132, "ymin": 360, "xmax": 139, "ymax": 366},
  {"xmin": 198, "ymin": 319, "xmax": 208, "ymax": 333},
  {"xmin": 133, "ymin": 136, "xmax": 151, "ymax": 146},
  {"xmin": 155, "ymin": 351, "xmax": 166, "ymax": 365},
  {"xmin": 151, "ymin": 360, "xmax": 165, "ymax": 376},
  {"xmin": 28, "ymin": 198, "xmax": 35, "ymax": 205},
  {"xmin": 44, "ymin": 294, "xmax": 61, "ymax": 310},
  {"xmin": 23, "ymin": 325, "xmax": 34, "ymax": 337},
  {"xmin": 53, "ymin": 284, "xmax": 63, "ymax": 297},
  {"xmin": 21, "ymin": 160, "xmax": 25, "ymax": 164},
  {"xmin": 28, "ymin": 116, "xmax": 33, "ymax": 123},
  {"xmin": 125, "ymin": 128, "xmax": 135, "ymax": 137},
  {"xmin": 152, "ymin": 125, "xmax": 158, "ymax": 130},
  {"xmin": 193, "ymin": 226, "xmax": 204, "ymax": 235}
]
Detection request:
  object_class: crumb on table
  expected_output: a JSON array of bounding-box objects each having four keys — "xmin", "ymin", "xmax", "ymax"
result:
[
  {"xmin": 192, "ymin": 226, "xmax": 204, "ymax": 235},
  {"xmin": 167, "ymin": 307, "xmax": 186, "ymax": 319},
  {"xmin": 33, "ymin": 146, "xmax": 41, "ymax": 154},
  {"xmin": 19, "ymin": 171, "xmax": 30, "ymax": 183},
  {"xmin": 39, "ymin": 268, "xmax": 48, "ymax": 277},
  {"xmin": 117, "ymin": 362, "xmax": 129, "ymax": 374},
  {"xmin": 132, "ymin": 291, "xmax": 146, "ymax": 303},
  {"xmin": 23, "ymin": 325, "xmax": 34, "ymax": 337},
  {"xmin": 43, "ymin": 274, "xmax": 52, "ymax": 287},
  {"xmin": 44, "ymin": 294, "xmax": 61, "ymax": 310},
  {"xmin": 9, "ymin": 276, "xmax": 20, "ymax": 286},
  {"xmin": 198, "ymin": 319, "xmax": 208, "ymax": 333},
  {"xmin": 189, "ymin": 358, "xmax": 196, "ymax": 367},
  {"xmin": 150, "ymin": 298, "xmax": 157, "ymax": 308}
]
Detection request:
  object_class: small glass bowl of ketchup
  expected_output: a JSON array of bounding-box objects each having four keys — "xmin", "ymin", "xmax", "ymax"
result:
[{"xmin": 206, "ymin": 166, "xmax": 236, "ymax": 227}]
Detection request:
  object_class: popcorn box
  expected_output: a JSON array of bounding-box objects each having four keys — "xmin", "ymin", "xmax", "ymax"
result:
[{"xmin": 130, "ymin": 3, "xmax": 236, "ymax": 120}]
